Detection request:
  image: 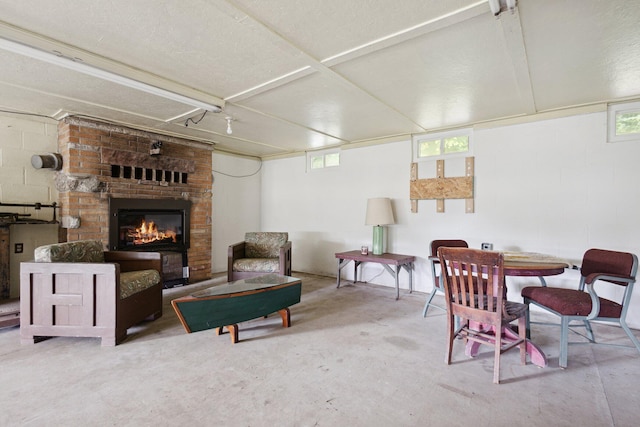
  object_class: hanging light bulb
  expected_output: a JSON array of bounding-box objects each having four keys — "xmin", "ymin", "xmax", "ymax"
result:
[{"xmin": 226, "ymin": 117, "xmax": 233, "ymax": 135}]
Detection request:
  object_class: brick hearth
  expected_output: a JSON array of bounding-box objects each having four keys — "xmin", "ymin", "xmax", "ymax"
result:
[{"xmin": 57, "ymin": 117, "xmax": 212, "ymax": 282}]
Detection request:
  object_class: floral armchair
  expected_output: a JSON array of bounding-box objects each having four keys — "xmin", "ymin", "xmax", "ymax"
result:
[{"xmin": 228, "ymin": 232, "xmax": 292, "ymax": 281}]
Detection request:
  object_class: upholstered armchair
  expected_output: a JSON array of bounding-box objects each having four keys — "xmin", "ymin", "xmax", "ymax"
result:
[
  {"xmin": 422, "ymin": 239, "xmax": 469, "ymax": 317},
  {"xmin": 522, "ymin": 248, "xmax": 639, "ymax": 368},
  {"xmin": 228, "ymin": 232, "xmax": 292, "ymax": 281},
  {"xmin": 20, "ymin": 240, "xmax": 163, "ymax": 346}
]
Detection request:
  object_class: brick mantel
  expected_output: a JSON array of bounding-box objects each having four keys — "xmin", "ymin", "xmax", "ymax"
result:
[{"xmin": 57, "ymin": 117, "xmax": 213, "ymax": 282}]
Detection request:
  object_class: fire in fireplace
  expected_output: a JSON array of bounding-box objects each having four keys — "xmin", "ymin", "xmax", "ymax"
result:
[
  {"xmin": 109, "ymin": 197, "xmax": 191, "ymax": 288},
  {"xmin": 108, "ymin": 198, "xmax": 191, "ymax": 252}
]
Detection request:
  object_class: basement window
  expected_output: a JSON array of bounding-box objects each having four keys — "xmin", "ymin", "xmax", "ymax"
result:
[
  {"xmin": 608, "ymin": 101, "xmax": 640, "ymax": 143},
  {"xmin": 413, "ymin": 128, "xmax": 472, "ymax": 162},
  {"xmin": 308, "ymin": 149, "xmax": 340, "ymax": 171}
]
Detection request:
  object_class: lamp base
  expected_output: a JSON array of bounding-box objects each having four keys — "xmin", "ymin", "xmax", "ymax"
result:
[{"xmin": 372, "ymin": 225, "xmax": 384, "ymax": 255}]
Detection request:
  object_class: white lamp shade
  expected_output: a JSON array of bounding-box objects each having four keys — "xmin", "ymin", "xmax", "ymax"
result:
[{"xmin": 365, "ymin": 198, "xmax": 395, "ymax": 226}]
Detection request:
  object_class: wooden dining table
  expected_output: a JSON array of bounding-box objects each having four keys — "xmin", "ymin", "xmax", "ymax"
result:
[
  {"xmin": 464, "ymin": 252, "xmax": 572, "ymax": 367},
  {"xmin": 502, "ymin": 251, "xmax": 571, "ymax": 285}
]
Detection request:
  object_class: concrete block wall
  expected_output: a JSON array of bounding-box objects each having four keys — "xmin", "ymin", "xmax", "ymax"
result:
[{"xmin": 0, "ymin": 113, "xmax": 59, "ymax": 219}]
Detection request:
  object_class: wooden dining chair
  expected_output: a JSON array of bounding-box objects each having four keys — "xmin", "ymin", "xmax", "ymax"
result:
[
  {"xmin": 522, "ymin": 248, "xmax": 639, "ymax": 368},
  {"xmin": 422, "ymin": 239, "xmax": 469, "ymax": 317},
  {"xmin": 439, "ymin": 247, "xmax": 527, "ymax": 384}
]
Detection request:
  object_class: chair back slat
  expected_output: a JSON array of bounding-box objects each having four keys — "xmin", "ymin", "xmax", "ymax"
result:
[
  {"xmin": 440, "ymin": 247, "xmax": 528, "ymax": 383},
  {"xmin": 440, "ymin": 248, "xmax": 505, "ymax": 316}
]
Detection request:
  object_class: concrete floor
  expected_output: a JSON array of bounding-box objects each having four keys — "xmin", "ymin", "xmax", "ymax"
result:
[{"xmin": 1, "ymin": 272, "xmax": 639, "ymax": 426}]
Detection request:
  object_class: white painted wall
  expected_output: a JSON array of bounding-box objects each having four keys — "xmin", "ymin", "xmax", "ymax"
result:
[
  {"xmin": 259, "ymin": 111, "xmax": 640, "ymax": 328},
  {"xmin": 0, "ymin": 113, "xmax": 59, "ymax": 218},
  {"xmin": 211, "ymin": 153, "xmax": 262, "ymax": 273}
]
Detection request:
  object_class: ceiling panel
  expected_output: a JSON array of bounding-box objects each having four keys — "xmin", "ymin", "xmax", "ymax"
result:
[
  {"xmin": 231, "ymin": 0, "xmax": 479, "ymax": 60},
  {"xmin": 521, "ymin": 0, "xmax": 640, "ymax": 109},
  {"xmin": 236, "ymin": 72, "xmax": 423, "ymax": 142},
  {"xmin": 332, "ymin": 11, "xmax": 528, "ymax": 130},
  {"xmin": 0, "ymin": 0, "xmax": 310, "ymax": 98}
]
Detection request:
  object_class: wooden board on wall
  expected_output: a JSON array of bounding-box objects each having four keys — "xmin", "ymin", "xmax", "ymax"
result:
[
  {"xmin": 410, "ymin": 176, "xmax": 473, "ymax": 200},
  {"xmin": 410, "ymin": 157, "xmax": 474, "ymax": 213}
]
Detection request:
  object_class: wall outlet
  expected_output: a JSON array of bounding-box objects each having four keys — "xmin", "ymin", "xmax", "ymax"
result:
[
  {"xmin": 481, "ymin": 242, "xmax": 493, "ymax": 250},
  {"xmin": 14, "ymin": 243, "xmax": 23, "ymax": 253}
]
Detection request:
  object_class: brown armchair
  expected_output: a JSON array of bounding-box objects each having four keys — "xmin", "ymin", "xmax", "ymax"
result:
[
  {"xmin": 20, "ymin": 240, "xmax": 163, "ymax": 346},
  {"xmin": 228, "ymin": 232, "xmax": 292, "ymax": 281},
  {"xmin": 440, "ymin": 247, "xmax": 528, "ymax": 384}
]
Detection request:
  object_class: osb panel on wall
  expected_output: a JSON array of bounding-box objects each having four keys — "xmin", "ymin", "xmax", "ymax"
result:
[
  {"xmin": 410, "ymin": 157, "xmax": 474, "ymax": 213},
  {"xmin": 409, "ymin": 176, "xmax": 473, "ymax": 199}
]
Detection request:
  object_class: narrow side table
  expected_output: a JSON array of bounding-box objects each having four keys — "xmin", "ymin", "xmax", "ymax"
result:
[{"xmin": 335, "ymin": 250, "xmax": 415, "ymax": 300}]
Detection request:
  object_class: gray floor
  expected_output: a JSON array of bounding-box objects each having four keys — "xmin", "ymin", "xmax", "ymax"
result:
[{"xmin": 1, "ymin": 272, "xmax": 639, "ymax": 427}]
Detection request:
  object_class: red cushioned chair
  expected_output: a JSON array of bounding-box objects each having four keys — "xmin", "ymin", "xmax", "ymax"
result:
[
  {"xmin": 522, "ymin": 248, "xmax": 639, "ymax": 368},
  {"xmin": 422, "ymin": 239, "xmax": 469, "ymax": 317}
]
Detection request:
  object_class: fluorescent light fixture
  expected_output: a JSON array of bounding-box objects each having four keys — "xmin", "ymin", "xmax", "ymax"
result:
[
  {"xmin": 488, "ymin": 0, "xmax": 517, "ymax": 16},
  {"xmin": 0, "ymin": 37, "xmax": 222, "ymax": 112},
  {"xmin": 488, "ymin": 0, "xmax": 501, "ymax": 15}
]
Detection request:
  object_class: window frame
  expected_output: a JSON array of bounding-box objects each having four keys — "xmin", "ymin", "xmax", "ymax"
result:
[
  {"xmin": 608, "ymin": 101, "xmax": 640, "ymax": 143},
  {"xmin": 307, "ymin": 148, "xmax": 341, "ymax": 171},
  {"xmin": 412, "ymin": 128, "xmax": 473, "ymax": 162}
]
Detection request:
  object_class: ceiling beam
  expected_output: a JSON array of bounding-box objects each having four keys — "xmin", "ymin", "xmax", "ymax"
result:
[{"xmin": 494, "ymin": 8, "xmax": 536, "ymax": 113}]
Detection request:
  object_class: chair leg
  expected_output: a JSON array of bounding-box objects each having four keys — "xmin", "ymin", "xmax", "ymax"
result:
[
  {"xmin": 445, "ymin": 314, "xmax": 455, "ymax": 365},
  {"xmin": 422, "ymin": 290, "xmax": 437, "ymax": 317},
  {"xmin": 493, "ymin": 331, "xmax": 501, "ymax": 384},
  {"xmin": 559, "ymin": 316, "xmax": 569, "ymax": 368},
  {"xmin": 517, "ymin": 316, "xmax": 526, "ymax": 365},
  {"xmin": 523, "ymin": 299, "xmax": 531, "ymax": 339},
  {"xmin": 620, "ymin": 319, "xmax": 640, "ymax": 353},
  {"xmin": 584, "ymin": 319, "xmax": 595, "ymax": 342}
]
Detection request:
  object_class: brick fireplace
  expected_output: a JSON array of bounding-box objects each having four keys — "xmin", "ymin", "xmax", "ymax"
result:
[{"xmin": 56, "ymin": 117, "xmax": 212, "ymax": 283}]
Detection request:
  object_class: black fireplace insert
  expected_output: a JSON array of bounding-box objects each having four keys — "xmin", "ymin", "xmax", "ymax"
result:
[{"xmin": 108, "ymin": 198, "xmax": 191, "ymax": 252}]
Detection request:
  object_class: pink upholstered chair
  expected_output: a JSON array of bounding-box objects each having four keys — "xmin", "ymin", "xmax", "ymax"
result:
[
  {"xmin": 439, "ymin": 247, "xmax": 527, "ymax": 384},
  {"xmin": 422, "ymin": 239, "xmax": 469, "ymax": 317},
  {"xmin": 522, "ymin": 248, "xmax": 639, "ymax": 368}
]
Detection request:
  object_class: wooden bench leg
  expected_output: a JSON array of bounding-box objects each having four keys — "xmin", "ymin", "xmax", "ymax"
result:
[
  {"xmin": 217, "ymin": 324, "xmax": 239, "ymax": 343},
  {"xmin": 278, "ymin": 308, "xmax": 291, "ymax": 328}
]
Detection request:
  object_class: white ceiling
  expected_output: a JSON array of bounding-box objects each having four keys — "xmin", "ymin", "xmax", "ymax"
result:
[{"xmin": 1, "ymin": 0, "xmax": 639, "ymax": 158}]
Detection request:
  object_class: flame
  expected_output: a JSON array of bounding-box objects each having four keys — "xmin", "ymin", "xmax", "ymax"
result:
[{"xmin": 128, "ymin": 220, "xmax": 177, "ymax": 244}]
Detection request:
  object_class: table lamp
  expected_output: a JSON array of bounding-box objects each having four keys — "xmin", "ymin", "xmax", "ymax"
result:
[{"xmin": 365, "ymin": 198, "xmax": 395, "ymax": 255}]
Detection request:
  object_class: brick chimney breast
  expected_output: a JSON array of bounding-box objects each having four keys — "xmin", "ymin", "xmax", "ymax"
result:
[{"xmin": 57, "ymin": 117, "xmax": 213, "ymax": 282}]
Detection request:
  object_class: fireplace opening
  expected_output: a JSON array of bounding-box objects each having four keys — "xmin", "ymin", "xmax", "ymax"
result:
[
  {"xmin": 109, "ymin": 198, "xmax": 190, "ymax": 252},
  {"xmin": 117, "ymin": 210, "xmax": 183, "ymax": 249},
  {"xmin": 109, "ymin": 198, "xmax": 191, "ymax": 288}
]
